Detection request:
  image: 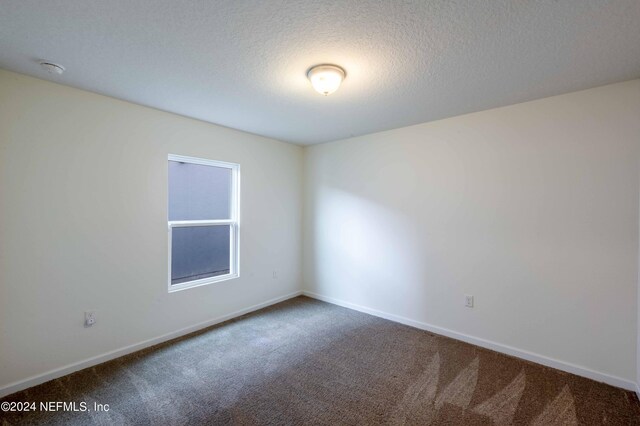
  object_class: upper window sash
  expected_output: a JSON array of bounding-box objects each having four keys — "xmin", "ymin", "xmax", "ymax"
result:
[
  {"xmin": 167, "ymin": 153, "xmax": 240, "ymax": 222},
  {"xmin": 168, "ymin": 219, "xmax": 235, "ymax": 229}
]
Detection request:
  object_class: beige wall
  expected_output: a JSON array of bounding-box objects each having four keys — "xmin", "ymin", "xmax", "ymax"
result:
[
  {"xmin": 0, "ymin": 70, "xmax": 304, "ymax": 393},
  {"xmin": 303, "ymin": 80, "xmax": 640, "ymax": 387},
  {"xmin": 2, "ymin": 68, "xmax": 639, "ymax": 394}
]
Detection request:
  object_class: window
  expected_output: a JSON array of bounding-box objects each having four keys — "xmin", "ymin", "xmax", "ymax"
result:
[{"xmin": 168, "ymin": 154, "xmax": 239, "ymax": 292}]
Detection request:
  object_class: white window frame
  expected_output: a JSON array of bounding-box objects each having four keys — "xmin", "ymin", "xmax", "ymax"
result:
[{"xmin": 167, "ymin": 154, "xmax": 240, "ymax": 292}]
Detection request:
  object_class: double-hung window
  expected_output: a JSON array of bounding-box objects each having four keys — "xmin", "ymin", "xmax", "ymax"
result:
[{"xmin": 168, "ymin": 154, "xmax": 240, "ymax": 292}]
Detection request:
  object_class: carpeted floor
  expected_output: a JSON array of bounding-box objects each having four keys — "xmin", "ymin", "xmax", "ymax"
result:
[{"xmin": 1, "ymin": 296, "xmax": 639, "ymax": 425}]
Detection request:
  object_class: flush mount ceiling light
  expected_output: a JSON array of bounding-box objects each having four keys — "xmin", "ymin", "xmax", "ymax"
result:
[{"xmin": 307, "ymin": 64, "xmax": 346, "ymax": 96}]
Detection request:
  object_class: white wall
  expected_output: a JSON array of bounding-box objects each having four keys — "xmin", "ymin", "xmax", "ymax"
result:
[
  {"xmin": 0, "ymin": 69, "xmax": 303, "ymax": 393},
  {"xmin": 2, "ymin": 68, "xmax": 639, "ymax": 395},
  {"xmin": 304, "ymin": 80, "xmax": 640, "ymax": 386}
]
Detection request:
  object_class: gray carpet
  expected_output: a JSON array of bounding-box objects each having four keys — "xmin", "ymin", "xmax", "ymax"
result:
[{"xmin": 1, "ymin": 296, "xmax": 639, "ymax": 425}]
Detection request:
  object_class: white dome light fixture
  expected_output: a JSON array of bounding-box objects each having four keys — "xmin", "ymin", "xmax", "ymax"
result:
[{"xmin": 307, "ymin": 64, "xmax": 346, "ymax": 96}]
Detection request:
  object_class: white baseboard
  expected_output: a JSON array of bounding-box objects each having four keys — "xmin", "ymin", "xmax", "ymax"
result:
[
  {"xmin": 302, "ymin": 290, "xmax": 637, "ymax": 392},
  {"xmin": 0, "ymin": 290, "xmax": 302, "ymax": 399},
  {"xmin": 636, "ymin": 383, "xmax": 640, "ymax": 401},
  {"xmin": 4, "ymin": 290, "xmax": 636, "ymax": 398}
]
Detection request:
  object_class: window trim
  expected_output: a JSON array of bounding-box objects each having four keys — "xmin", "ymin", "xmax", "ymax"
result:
[{"xmin": 167, "ymin": 154, "xmax": 240, "ymax": 293}]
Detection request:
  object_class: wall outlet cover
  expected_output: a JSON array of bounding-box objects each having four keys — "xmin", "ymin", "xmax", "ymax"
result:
[
  {"xmin": 84, "ymin": 311, "xmax": 96, "ymax": 327},
  {"xmin": 465, "ymin": 295, "xmax": 474, "ymax": 308}
]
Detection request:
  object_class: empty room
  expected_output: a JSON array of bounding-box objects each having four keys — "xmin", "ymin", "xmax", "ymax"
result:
[{"xmin": 1, "ymin": 1, "xmax": 639, "ymax": 425}]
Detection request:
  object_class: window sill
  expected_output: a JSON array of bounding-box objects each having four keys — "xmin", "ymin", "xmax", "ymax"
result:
[{"xmin": 168, "ymin": 273, "xmax": 239, "ymax": 293}]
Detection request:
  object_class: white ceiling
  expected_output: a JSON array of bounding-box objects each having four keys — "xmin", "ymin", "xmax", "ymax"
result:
[{"xmin": 1, "ymin": 1, "xmax": 639, "ymax": 145}]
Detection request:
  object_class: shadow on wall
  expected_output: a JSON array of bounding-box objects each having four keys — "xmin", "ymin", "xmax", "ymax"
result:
[{"xmin": 309, "ymin": 186, "xmax": 428, "ymax": 310}]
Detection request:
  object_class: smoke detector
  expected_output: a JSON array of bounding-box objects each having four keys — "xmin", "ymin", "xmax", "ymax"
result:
[{"xmin": 40, "ymin": 62, "xmax": 65, "ymax": 75}]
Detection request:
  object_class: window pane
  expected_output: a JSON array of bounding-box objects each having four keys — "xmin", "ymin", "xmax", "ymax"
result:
[
  {"xmin": 168, "ymin": 161, "xmax": 232, "ymax": 220},
  {"xmin": 171, "ymin": 225, "xmax": 231, "ymax": 285}
]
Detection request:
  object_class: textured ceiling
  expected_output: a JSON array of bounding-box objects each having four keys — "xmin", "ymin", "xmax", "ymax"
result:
[{"xmin": 1, "ymin": 1, "xmax": 639, "ymax": 145}]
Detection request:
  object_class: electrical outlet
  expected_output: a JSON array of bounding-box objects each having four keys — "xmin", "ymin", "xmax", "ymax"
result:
[
  {"xmin": 272, "ymin": 270, "xmax": 278, "ymax": 279},
  {"xmin": 465, "ymin": 295, "xmax": 474, "ymax": 308},
  {"xmin": 84, "ymin": 311, "xmax": 96, "ymax": 327}
]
